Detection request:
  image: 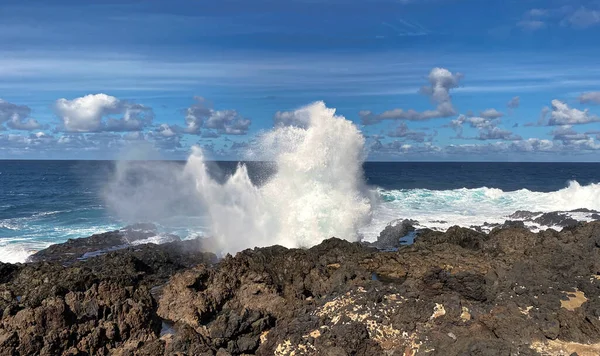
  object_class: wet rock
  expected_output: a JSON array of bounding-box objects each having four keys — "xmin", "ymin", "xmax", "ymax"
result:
[
  {"xmin": 534, "ymin": 212, "xmax": 579, "ymax": 228},
  {"xmin": 509, "ymin": 210, "xmax": 542, "ymax": 220},
  {"xmin": 569, "ymin": 208, "xmax": 598, "ymax": 213},
  {"xmin": 415, "ymin": 226, "xmax": 487, "ymax": 250},
  {"xmin": 499, "ymin": 220, "xmax": 527, "ymax": 229},
  {"xmin": 366, "ymin": 219, "xmax": 417, "ymax": 249}
]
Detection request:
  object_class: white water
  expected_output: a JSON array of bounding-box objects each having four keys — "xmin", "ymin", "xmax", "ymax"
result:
[
  {"xmin": 360, "ymin": 181, "xmax": 600, "ymax": 240},
  {"xmin": 183, "ymin": 101, "xmax": 373, "ymax": 252}
]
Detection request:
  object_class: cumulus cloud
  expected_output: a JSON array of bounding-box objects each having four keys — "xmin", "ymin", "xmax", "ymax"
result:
[
  {"xmin": 476, "ymin": 127, "xmax": 521, "ymax": 141},
  {"xmin": 546, "ymin": 100, "xmax": 600, "ymax": 126},
  {"xmin": 579, "ymin": 92, "xmax": 600, "ymax": 105},
  {"xmin": 507, "ymin": 96, "xmax": 520, "ymax": 110},
  {"xmin": 184, "ymin": 96, "xmax": 251, "ymax": 135},
  {"xmin": 480, "ymin": 108, "xmax": 504, "ymax": 119},
  {"xmin": 55, "ymin": 93, "xmax": 154, "ymax": 132},
  {"xmin": 0, "ymin": 99, "xmax": 44, "ymax": 131},
  {"xmin": 360, "ymin": 67, "xmax": 463, "ymax": 125},
  {"xmin": 369, "ymin": 139, "xmax": 441, "ymax": 157},
  {"xmin": 550, "ymin": 125, "xmax": 589, "ymax": 143},
  {"xmin": 156, "ymin": 123, "xmax": 178, "ymax": 138},
  {"xmin": 450, "ymin": 114, "xmax": 520, "ymax": 141},
  {"xmin": 367, "ymin": 135, "xmax": 600, "ymax": 159},
  {"xmin": 387, "ymin": 122, "xmax": 431, "ymax": 142}
]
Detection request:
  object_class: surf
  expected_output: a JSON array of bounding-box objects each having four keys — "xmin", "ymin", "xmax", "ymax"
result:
[{"xmin": 182, "ymin": 101, "xmax": 373, "ymax": 253}]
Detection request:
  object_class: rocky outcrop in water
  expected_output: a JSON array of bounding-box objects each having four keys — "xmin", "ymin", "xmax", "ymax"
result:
[
  {"xmin": 2, "ymin": 222, "xmax": 600, "ymax": 355},
  {"xmin": 365, "ymin": 218, "xmax": 417, "ymax": 249}
]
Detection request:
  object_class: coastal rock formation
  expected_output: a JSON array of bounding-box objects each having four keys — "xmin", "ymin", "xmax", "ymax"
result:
[
  {"xmin": 0, "ymin": 240, "xmax": 216, "ymax": 355},
  {"xmin": 2, "ymin": 221, "xmax": 600, "ymax": 355},
  {"xmin": 366, "ymin": 219, "xmax": 417, "ymax": 249}
]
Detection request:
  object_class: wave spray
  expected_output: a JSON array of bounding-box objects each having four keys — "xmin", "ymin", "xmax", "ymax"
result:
[{"xmin": 183, "ymin": 101, "xmax": 372, "ymax": 252}]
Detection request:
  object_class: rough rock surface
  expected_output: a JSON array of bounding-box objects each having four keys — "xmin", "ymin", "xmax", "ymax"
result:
[
  {"xmin": 0, "ymin": 237, "xmax": 217, "ymax": 356},
  {"xmin": 27, "ymin": 223, "xmax": 181, "ymax": 265},
  {"xmin": 3, "ymin": 222, "xmax": 600, "ymax": 355},
  {"xmin": 366, "ymin": 219, "xmax": 417, "ymax": 249},
  {"xmin": 508, "ymin": 211, "xmax": 581, "ymax": 228}
]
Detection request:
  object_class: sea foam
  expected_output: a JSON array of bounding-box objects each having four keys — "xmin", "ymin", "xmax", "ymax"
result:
[
  {"xmin": 183, "ymin": 101, "xmax": 373, "ymax": 252},
  {"xmin": 360, "ymin": 181, "xmax": 600, "ymax": 240}
]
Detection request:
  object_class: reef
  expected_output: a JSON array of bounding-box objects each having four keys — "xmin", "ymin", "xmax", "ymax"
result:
[{"xmin": 2, "ymin": 221, "xmax": 600, "ymax": 355}]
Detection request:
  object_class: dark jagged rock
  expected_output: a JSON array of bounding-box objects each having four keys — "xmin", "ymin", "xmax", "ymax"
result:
[
  {"xmin": 366, "ymin": 219, "xmax": 417, "ymax": 249},
  {"xmin": 0, "ymin": 233, "xmax": 217, "ymax": 356},
  {"xmin": 509, "ymin": 210, "xmax": 542, "ymax": 220},
  {"xmin": 0, "ymin": 262, "xmax": 20, "ymax": 284},
  {"xmin": 569, "ymin": 208, "xmax": 599, "ymax": 213},
  {"xmin": 4, "ymin": 222, "xmax": 600, "ymax": 355},
  {"xmin": 415, "ymin": 226, "xmax": 488, "ymax": 250},
  {"xmin": 592, "ymin": 213, "xmax": 600, "ymax": 220},
  {"xmin": 499, "ymin": 220, "xmax": 527, "ymax": 229},
  {"xmin": 533, "ymin": 212, "xmax": 579, "ymax": 228},
  {"xmin": 507, "ymin": 211, "xmax": 582, "ymax": 229},
  {"xmin": 27, "ymin": 224, "xmax": 184, "ymax": 265}
]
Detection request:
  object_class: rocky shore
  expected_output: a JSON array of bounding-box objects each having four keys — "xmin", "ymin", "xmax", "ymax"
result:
[{"xmin": 2, "ymin": 221, "xmax": 600, "ymax": 355}]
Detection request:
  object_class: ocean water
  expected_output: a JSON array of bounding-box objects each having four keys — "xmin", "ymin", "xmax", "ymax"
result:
[
  {"xmin": 1, "ymin": 159, "xmax": 600, "ymax": 263},
  {"xmin": 1, "ymin": 102, "xmax": 599, "ymax": 263}
]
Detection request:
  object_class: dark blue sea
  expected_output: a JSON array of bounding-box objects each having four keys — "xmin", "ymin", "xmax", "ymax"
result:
[{"xmin": 1, "ymin": 160, "xmax": 600, "ymax": 263}]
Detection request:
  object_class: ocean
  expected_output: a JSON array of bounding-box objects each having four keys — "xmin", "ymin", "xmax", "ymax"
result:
[{"xmin": 1, "ymin": 160, "xmax": 600, "ymax": 264}]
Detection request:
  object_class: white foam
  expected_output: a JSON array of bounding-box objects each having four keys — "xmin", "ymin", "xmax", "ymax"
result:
[
  {"xmin": 0, "ymin": 243, "xmax": 43, "ymax": 264},
  {"xmin": 360, "ymin": 181, "xmax": 600, "ymax": 241},
  {"xmin": 184, "ymin": 101, "xmax": 372, "ymax": 252},
  {"xmin": 130, "ymin": 234, "xmax": 180, "ymax": 246},
  {"xmin": 0, "ymin": 221, "xmax": 20, "ymax": 230}
]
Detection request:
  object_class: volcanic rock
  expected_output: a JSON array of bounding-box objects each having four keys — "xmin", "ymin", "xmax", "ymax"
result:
[
  {"xmin": 3, "ymin": 222, "xmax": 600, "ymax": 355},
  {"xmin": 366, "ymin": 219, "xmax": 417, "ymax": 249}
]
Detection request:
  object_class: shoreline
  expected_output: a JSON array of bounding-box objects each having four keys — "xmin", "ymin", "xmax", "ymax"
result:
[
  {"xmin": 3, "ymin": 207, "xmax": 599, "ymax": 265},
  {"xmin": 2, "ymin": 220, "xmax": 600, "ymax": 354}
]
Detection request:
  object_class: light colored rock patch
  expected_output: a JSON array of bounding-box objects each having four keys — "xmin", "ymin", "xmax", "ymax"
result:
[
  {"xmin": 560, "ymin": 289, "xmax": 587, "ymax": 311},
  {"xmin": 531, "ymin": 339, "xmax": 600, "ymax": 356},
  {"xmin": 460, "ymin": 307, "xmax": 471, "ymax": 322},
  {"xmin": 402, "ymin": 331, "xmax": 423, "ymax": 356},
  {"xmin": 260, "ymin": 330, "xmax": 270, "ymax": 344},
  {"xmin": 519, "ymin": 306, "xmax": 533, "ymax": 316},
  {"xmin": 430, "ymin": 303, "xmax": 446, "ymax": 320},
  {"xmin": 314, "ymin": 292, "xmax": 405, "ymax": 350}
]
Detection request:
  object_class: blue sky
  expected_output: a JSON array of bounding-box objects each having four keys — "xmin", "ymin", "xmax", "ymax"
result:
[{"xmin": 1, "ymin": 0, "xmax": 600, "ymax": 160}]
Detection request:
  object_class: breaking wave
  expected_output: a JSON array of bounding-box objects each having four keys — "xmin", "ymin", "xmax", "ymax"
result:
[
  {"xmin": 360, "ymin": 181, "xmax": 600, "ymax": 239},
  {"xmin": 183, "ymin": 101, "xmax": 373, "ymax": 252}
]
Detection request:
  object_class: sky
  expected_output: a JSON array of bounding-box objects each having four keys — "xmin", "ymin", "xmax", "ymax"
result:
[{"xmin": 1, "ymin": 0, "xmax": 600, "ymax": 161}]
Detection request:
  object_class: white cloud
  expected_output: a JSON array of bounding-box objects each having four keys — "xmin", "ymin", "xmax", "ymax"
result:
[
  {"xmin": 184, "ymin": 96, "xmax": 251, "ymax": 135},
  {"xmin": 55, "ymin": 93, "xmax": 154, "ymax": 132},
  {"xmin": 548, "ymin": 99, "xmax": 599, "ymax": 125},
  {"xmin": 0, "ymin": 98, "xmax": 43, "ymax": 131},
  {"xmin": 480, "ymin": 108, "xmax": 504, "ymax": 119},
  {"xmin": 360, "ymin": 67, "xmax": 463, "ymax": 124},
  {"xmin": 563, "ymin": 7, "xmax": 600, "ymax": 29},
  {"xmin": 450, "ymin": 114, "xmax": 519, "ymax": 141},
  {"xmin": 579, "ymin": 92, "xmax": 600, "ymax": 105},
  {"xmin": 387, "ymin": 122, "xmax": 430, "ymax": 142},
  {"xmin": 156, "ymin": 123, "xmax": 177, "ymax": 137},
  {"xmin": 550, "ymin": 125, "xmax": 590, "ymax": 143},
  {"xmin": 507, "ymin": 96, "xmax": 520, "ymax": 109}
]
